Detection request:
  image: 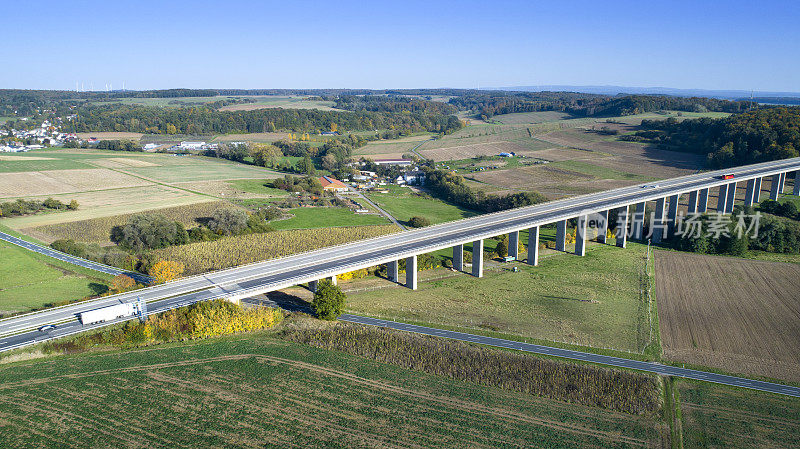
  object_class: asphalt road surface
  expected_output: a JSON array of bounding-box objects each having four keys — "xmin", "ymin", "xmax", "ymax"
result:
[
  {"xmin": 0, "ymin": 231, "xmax": 153, "ymax": 284},
  {"xmin": 340, "ymin": 315, "xmax": 800, "ymax": 398}
]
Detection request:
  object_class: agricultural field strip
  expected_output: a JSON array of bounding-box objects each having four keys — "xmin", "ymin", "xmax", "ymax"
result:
[
  {"xmin": 0, "ymin": 231, "xmax": 152, "ymax": 284},
  {"xmin": 340, "ymin": 315, "xmax": 800, "ymax": 398},
  {"xmin": 2, "ymin": 157, "xmax": 800, "ymax": 339}
]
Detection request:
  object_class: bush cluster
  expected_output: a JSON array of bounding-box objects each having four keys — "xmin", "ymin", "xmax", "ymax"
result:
[
  {"xmin": 44, "ymin": 300, "xmax": 283, "ymax": 352},
  {"xmin": 0, "ymin": 198, "xmax": 77, "ymax": 217}
]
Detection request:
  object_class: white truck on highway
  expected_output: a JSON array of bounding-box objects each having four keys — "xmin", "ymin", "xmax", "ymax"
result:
[{"xmin": 78, "ymin": 301, "xmax": 139, "ymax": 325}]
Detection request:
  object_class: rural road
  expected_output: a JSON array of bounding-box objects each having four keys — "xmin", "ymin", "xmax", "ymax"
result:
[
  {"xmin": 344, "ymin": 189, "xmax": 407, "ymax": 230},
  {"xmin": 0, "ymin": 231, "xmax": 153, "ymax": 284},
  {"xmin": 340, "ymin": 315, "xmax": 800, "ymax": 398}
]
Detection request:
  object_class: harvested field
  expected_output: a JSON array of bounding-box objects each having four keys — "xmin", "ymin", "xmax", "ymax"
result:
[
  {"xmin": 419, "ymin": 141, "xmax": 539, "ymax": 161},
  {"xmin": 0, "ymin": 168, "xmax": 149, "ymax": 198},
  {"xmin": 90, "ymin": 157, "xmax": 159, "ymax": 168},
  {"xmin": 122, "ymin": 160, "xmax": 279, "ymax": 183},
  {"xmin": 26, "ymin": 201, "xmax": 238, "ymax": 245},
  {"xmin": 0, "ymin": 155, "xmax": 54, "ymax": 161},
  {"xmin": 655, "ymin": 250, "xmax": 800, "ymax": 382},
  {"xmin": 5, "ymin": 186, "xmax": 206, "ymax": 234},
  {"xmin": 76, "ymin": 132, "xmax": 143, "ymax": 140},
  {"xmin": 0, "ymin": 334, "xmax": 665, "ymax": 448},
  {"xmin": 152, "ymin": 225, "xmax": 398, "ymax": 274}
]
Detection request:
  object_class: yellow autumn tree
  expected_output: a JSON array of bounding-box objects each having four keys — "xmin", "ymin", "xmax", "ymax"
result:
[
  {"xmin": 330, "ymin": 122, "xmax": 337, "ymax": 133},
  {"xmin": 149, "ymin": 260, "xmax": 185, "ymax": 284}
]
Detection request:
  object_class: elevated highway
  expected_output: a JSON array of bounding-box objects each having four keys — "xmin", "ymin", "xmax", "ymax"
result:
[{"xmin": 1, "ymin": 157, "xmax": 799, "ymax": 348}]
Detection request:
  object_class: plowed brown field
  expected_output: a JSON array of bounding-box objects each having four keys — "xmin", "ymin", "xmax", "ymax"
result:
[{"xmin": 655, "ymin": 250, "xmax": 800, "ymax": 382}]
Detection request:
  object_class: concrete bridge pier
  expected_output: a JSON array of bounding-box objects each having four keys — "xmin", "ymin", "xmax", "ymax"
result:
[
  {"xmin": 779, "ymin": 172, "xmax": 787, "ymax": 194},
  {"xmin": 387, "ymin": 260, "xmax": 399, "ymax": 282},
  {"xmin": 717, "ymin": 184, "xmax": 729, "ymax": 213},
  {"xmin": 632, "ymin": 202, "xmax": 645, "ymax": 240},
  {"xmin": 687, "ymin": 190, "xmax": 699, "ymax": 214},
  {"xmin": 744, "ymin": 179, "xmax": 756, "ymax": 206},
  {"xmin": 405, "ymin": 255, "xmax": 417, "ymax": 290},
  {"xmin": 596, "ymin": 210, "xmax": 609, "ymax": 244},
  {"xmin": 616, "ymin": 206, "xmax": 628, "ymax": 248},
  {"xmin": 309, "ymin": 280, "xmax": 318, "ymax": 292},
  {"xmin": 508, "ymin": 230, "xmax": 520, "ymax": 259},
  {"xmin": 725, "ymin": 182, "xmax": 736, "ymax": 213},
  {"xmin": 527, "ymin": 226, "xmax": 539, "ymax": 266},
  {"xmin": 770, "ymin": 174, "xmax": 782, "ymax": 200},
  {"xmin": 667, "ymin": 194, "xmax": 679, "ymax": 238},
  {"xmin": 555, "ymin": 220, "xmax": 567, "ymax": 252},
  {"xmin": 794, "ymin": 171, "xmax": 800, "ymax": 196},
  {"xmin": 575, "ymin": 215, "xmax": 588, "ymax": 256},
  {"xmin": 697, "ymin": 188, "xmax": 709, "ymax": 213},
  {"xmin": 472, "ymin": 239, "xmax": 484, "ymax": 278},
  {"xmin": 652, "ymin": 198, "xmax": 667, "ymax": 243},
  {"xmin": 754, "ymin": 178, "xmax": 763, "ymax": 202},
  {"xmin": 452, "ymin": 245, "xmax": 463, "ymax": 271}
]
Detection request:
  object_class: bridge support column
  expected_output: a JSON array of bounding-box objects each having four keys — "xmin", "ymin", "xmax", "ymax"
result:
[
  {"xmin": 794, "ymin": 171, "xmax": 800, "ymax": 196},
  {"xmin": 770, "ymin": 174, "xmax": 782, "ymax": 200},
  {"xmin": 555, "ymin": 220, "xmax": 567, "ymax": 252},
  {"xmin": 687, "ymin": 190, "xmax": 699, "ymax": 214},
  {"xmin": 717, "ymin": 184, "xmax": 729, "ymax": 213},
  {"xmin": 754, "ymin": 177, "xmax": 763, "ymax": 202},
  {"xmin": 697, "ymin": 188, "xmax": 709, "ymax": 213},
  {"xmin": 508, "ymin": 230, "xmax": 520, "ymax": 259},
  {"xmin": 575, "ymin": 215, "xmax": 587, "ymax": 256},
  {"xmin": 744, "ymin": 179, "xmax": 756, "ymax": 206},
  {"xmin": 653, "ymin": 198, "xmax": 666, "ymax": 244},
  {"xmin": 596, "ymin": 210, "xmax": 609, "ymax": 244},
  {"xmin": 667, "ymin": 194, "xmax": 679, "ymax": 238},
  {"xmin": 632, "ymin": 202, "xmax": 645, "ymax": 240},
  {"xmin": 309, "ymin": 280, "xmax": 318, "ymax": 292},
  {"xmin": 405, "ymin": 255, "xmax": 417, "ymax": 290},
  {"xmin": 329, "ymin": 275, "xmax": 337, "ymax": 286},
  {"xmin": 527, "ymin": 226, "xmax": 539, "ymax": 266},
  {"xmin": 779, "ymin": 172, "xmax": 787, "ymax": 194},
  {"xmin": 387, "ymin": 260, "xmax": 399, "ymax": 282},
  {"xmin": 616, "ymin": 206, "xmax": 628, "ymax": 248},
  {"xmin": 452, "ymin": 244, "xmax": 463, "ymax": 271},
  {"xmin": 471, "ymin": 239, "xmax": 483, "ymax": 278},
  {"xmin": 725, "ymin": 182, "xmax": 736, "ymax": 213}
]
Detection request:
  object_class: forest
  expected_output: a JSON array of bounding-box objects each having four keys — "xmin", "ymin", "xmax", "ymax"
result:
[{"xmin": 630, "ymin": 107, "xmax": 800, "ymax": 167}]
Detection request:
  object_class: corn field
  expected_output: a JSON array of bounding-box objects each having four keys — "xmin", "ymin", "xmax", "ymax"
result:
[
  {"xmin": 152, "ymin": 225, "xmax": 398, "ymax": 275},
  {"xmin": 279, "ymin": 320, "xmax": 661, "ymax": 415}
]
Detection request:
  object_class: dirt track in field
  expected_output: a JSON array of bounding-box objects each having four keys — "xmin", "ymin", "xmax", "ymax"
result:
[{"xmin": 654, "ymin": 250, "xmax": 800, "ymax": 382}]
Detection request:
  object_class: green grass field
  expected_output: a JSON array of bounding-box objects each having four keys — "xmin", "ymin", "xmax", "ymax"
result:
[
  {"xmin": 0, "ymin": 240, "xmax": 113, "ymax": 314},
  {"xmin": 492, "ymin": 111, "xmax": 576, "ymax": 124},
  {"xmin": 365, "ymin": 185, "xmax": 476, "ymax": 225},
  {"xmin": 270, "ymin": 207, "xmax": 389, "ymax": 230},
  {"xmin": 677, "ymin": 379, "xmax": 800, "ymax": 448},
  {"xmin": 347, "ymin": 242, "xmax": 653, "ymax": 352},
  {"xmin": 0, "ymin": 156, "xmax": 94, "ymax": 173},
  {"xmin": 226, "ymin": 179, "xmax": 290, "ymax": 196},
  {"xmin": 0, "ymin": 332, "xmax": 665, "ymax": 447}
]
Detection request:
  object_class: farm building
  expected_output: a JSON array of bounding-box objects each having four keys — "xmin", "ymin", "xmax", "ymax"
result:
[
  {"xmin": 373, "ymin": 158, "xmax": 413, "ymax": 167},
  {"xmin": 319, "ymin": 176, "xmax": 348, "ymax": 192}
]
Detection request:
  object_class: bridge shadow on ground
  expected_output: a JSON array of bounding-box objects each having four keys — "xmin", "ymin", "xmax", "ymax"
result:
[{"xmin": 242, "ymin": 290, "xmax": 314, "ymax": 315}]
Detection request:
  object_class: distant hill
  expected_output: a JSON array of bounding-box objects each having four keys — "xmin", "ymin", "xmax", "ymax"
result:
[{"xmin": 487, "ymin": 85, "xmax": 800, "ymax": 104}]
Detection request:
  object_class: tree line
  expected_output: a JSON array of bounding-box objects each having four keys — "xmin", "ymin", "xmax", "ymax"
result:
[
  {"xmin": 67, "ymin": 103, "xmax": 463, "ymax": 135},
  {"xmin": 421, "ymin": 167, "xmax": 547, "ymax": 213},
  {"xmin": 629, "ymin": 107, "xmax": 800, "ymax": 167}
]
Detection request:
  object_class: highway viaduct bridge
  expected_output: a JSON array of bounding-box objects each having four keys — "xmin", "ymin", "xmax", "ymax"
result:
[{"xmin": 1, "ymin": 157, "xmax": 800, "ymax": 344}]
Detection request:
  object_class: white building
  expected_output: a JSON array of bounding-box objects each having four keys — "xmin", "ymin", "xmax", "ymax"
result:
[{"xmin": 179, "ymin": 141, "xmax": 206, "ymax": 150}]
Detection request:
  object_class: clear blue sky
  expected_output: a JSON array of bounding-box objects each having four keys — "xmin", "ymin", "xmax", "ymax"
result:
[{"xmin": 3, "ymin": 0, "xmax": 798, "ymax": 92}]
